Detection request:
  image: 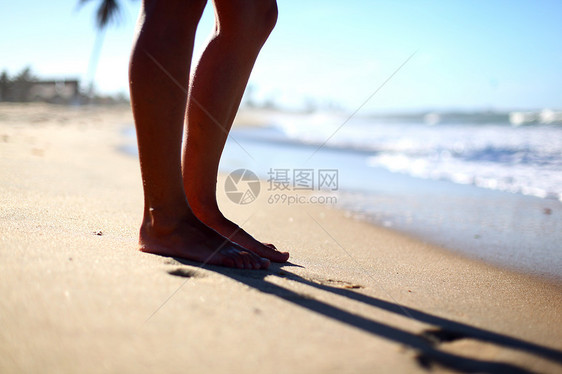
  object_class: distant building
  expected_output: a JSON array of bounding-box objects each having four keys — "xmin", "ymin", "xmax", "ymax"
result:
[
  {"xmin": 27, "ymin": 79, "xmax": 80, "ymax": 103},
  {"xmin": 0, "ymin": 72, "xmax": 127, "ymax": 105},
  {"xmin": 0, "ymin": 75, "xmax": 80, "ymax": 104}
]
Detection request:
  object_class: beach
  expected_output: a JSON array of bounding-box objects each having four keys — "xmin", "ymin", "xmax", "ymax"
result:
[{"xmin": 0, "ymin": 103, "xmax": 561, "ymax": 373}]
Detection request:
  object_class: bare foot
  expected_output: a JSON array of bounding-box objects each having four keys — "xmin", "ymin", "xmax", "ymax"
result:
[
  {"xmin": 197, "ymin": 213, "xmax": 290, "ymax": 263},
  {"xmin": 139, "ymin": 214, "xmax": 269, "ymax": 270}
]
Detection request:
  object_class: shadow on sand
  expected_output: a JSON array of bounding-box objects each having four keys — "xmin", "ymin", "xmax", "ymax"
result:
[{"xmin": 170, "ymin": 260, "xmax": 562, "ymax": 373}]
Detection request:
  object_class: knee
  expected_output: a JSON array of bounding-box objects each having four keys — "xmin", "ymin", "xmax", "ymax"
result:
[
  {"xmin": 254, "ymin": 0, "xmax": 278, "ymax": 38},
  {"xmin": 217, "ymin": 0, "xmax": 278, "ymax": 44},
  {"xmin": 185, "ymin": 0, "xmax": 208, "ymax": 20}
]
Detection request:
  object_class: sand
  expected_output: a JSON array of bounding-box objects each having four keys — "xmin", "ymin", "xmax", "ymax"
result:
[{"xmin": 0, "ymin": 103, "xmax": 561, "ymax": 373}]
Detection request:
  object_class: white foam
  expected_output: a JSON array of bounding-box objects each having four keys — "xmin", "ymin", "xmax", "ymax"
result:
[{"xmin": 273, "ymin": 113, "xmax": 562, "ymax": 201}]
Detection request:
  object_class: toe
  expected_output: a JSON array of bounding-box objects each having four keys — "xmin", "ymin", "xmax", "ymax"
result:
[
  {"xmin": 240, "ymin": 251, "xmax": 254, "ymax": 269},
  {"xmin": 228, "ymin": 250, "xmax": 245, "ymax": 269},
  {"xmin": 267, "ymin": 249, "xmax": 290, "ymax": 263}
]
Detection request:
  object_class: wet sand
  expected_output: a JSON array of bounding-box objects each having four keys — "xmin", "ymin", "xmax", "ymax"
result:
[{"xmin": 0, "ymin": 103, "xmax": 561, "ymax": 373}]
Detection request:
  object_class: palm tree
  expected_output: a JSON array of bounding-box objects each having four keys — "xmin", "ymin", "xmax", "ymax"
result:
[{"xmin": 78, "ymin": 0, "xmax": 123, "ymax": 100}]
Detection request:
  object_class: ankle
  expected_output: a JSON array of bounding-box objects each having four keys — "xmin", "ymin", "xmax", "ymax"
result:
[
  {"xmin": 195, "ymin": 209, "xmax": 227, "ymax": 228},
  {"xmin": 188, "ymin": 200, "xmax": 224, "ymax": 224},
  {"xmin": 142, "ymin": 204, "xmax": 197, "ymax": 232}
]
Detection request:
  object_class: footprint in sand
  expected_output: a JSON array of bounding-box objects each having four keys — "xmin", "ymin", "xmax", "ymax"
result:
[
  {"xmin": 167, "ymin": 268, "xmax": 200, "ymax": 278},
  {"xmin": 306, "ymin": 276, "xmax": 364, "ymax": 290}
]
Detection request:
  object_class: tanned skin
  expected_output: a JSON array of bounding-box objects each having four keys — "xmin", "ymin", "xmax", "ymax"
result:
[{"xmin": 129, "ymin": 0, "xmax": 289, "ymax": 269}]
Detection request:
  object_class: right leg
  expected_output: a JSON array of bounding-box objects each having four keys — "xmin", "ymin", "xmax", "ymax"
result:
[
  {"xmin": 182, "ymin": 0, "xmax": 289, "ymax": 262},
  {"xmin": 129, "ymin": 0, "xmax": 269, "ymax": 269}
]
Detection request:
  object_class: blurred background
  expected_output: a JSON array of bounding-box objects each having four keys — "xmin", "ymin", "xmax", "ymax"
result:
[{"xmin": 1, "ymin": 0, "xmax": 561, "ymax": 111}]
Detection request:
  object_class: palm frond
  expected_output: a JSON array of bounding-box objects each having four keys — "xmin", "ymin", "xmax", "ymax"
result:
[{"xmin": 79, "ymin": 0, "xmax": 121, "ymax": 30}]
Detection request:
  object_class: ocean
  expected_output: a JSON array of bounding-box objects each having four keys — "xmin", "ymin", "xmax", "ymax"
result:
[{"xmin": 241, "ymin": 110, "xmax": 562, "ymax": 202}]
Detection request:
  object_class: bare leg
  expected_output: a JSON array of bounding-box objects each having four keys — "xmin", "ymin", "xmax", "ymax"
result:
[
  {"xmin": 129, "ymin": 0, "xmax": 269, "ymax": 269},
  {"xmin": 182, "ymin": 0, "xmax": 289, "ymax": 262}
]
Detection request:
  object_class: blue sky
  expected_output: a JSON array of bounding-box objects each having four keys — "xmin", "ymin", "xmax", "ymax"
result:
[{"xmin": 1, "ymin": 0, "xmax": 561, "ymax": 112}]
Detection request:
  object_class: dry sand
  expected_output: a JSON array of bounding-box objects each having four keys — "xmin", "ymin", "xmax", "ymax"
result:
[{"xmin": 0, "ymin": 103, "xmax": 561, "ymax": 373}]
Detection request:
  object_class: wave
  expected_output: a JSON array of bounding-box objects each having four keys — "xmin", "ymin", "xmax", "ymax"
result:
[{"xmin": 265, "ymin": 111, "xmax": 562, "ymax": 201}]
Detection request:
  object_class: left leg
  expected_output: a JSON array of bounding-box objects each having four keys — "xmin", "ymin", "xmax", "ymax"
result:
[{"xmin": 182, "ymin": 0, "xmax": 289, "ymax": 262}]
